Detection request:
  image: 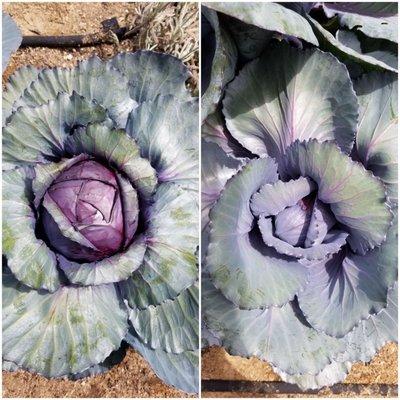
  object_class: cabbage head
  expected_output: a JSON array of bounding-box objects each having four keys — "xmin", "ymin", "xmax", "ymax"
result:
[
  {"xmin": 202, "ymin": 2, "xmax": 398, "ymax": 390},
  {"xmin": 2, "ymin": 51, "xmax": 199, "ymax": 394}
]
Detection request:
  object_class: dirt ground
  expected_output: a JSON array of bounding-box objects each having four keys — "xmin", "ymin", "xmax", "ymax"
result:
[
  {"xmin": 202, "ymin": 343, "xmax": 398, "ymax": 397},
  {"xmin": 3, "ymin": 348, "xmax": 196, "ymax": 398},
  {"xmin": 2, "ymin": 2, "xmax": 199, "ymax": 91},
  {"xmin": 2, "ymin": 2, "xmax": 198, "ymax": 398}
]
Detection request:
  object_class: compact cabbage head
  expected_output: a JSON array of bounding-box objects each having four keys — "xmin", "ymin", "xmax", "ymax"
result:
[
  {"xmin": 202, "ymin": 2, "xmax": 398, "ymax": 391},
  {"xmin": 2, "ymin": 50, "xmax": 199, "ymax": 394},
  {"xmin": 42, "ymin": 159, "xmax": 130, "ymax": 261}
]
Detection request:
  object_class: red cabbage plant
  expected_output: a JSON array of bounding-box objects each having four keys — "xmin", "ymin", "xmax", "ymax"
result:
[
  {"xmin": 202, "ymin": 2, "xmax": 397, "ymax": 390},
  {"xmin": 2, "ymin": 51, "xmax": 199, "ymax": 394}
]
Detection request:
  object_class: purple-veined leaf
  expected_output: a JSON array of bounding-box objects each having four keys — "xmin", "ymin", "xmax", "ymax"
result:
[
  {"xmin": 2, "ymin": 65, "xmax": 40, "ymax": 125},
  {"xmin": 202, "ymin": 139, "xmax": 244, "ymax": 231},
  {"xmin": 273, "ymin": 360, "xmax": 352, "ymax": 391},
  {"xmin": 15, "ymin": 56, "xmax": 135, "ymax": 127},
  {"xmin": 202, "ymin": 110, "xmax": 251, "ymax": 158},
  {"xmin": 3, "ymin": 270, "xmax": 128, "ymax": 377},
  {"xmin": 126, "ymin": 330, "xmax": 199, "ymax": 393},
  {"xmin": 354, "ymin": 72, "xmax": 398, "ymax": 205},
  {"xmin": 205, "ymin": 2, "xmax": 318, "ymax": 45},
  {"xmin": 223, "ymin": 44, "xmax": 358, "ymax": 158},
  {"xmin": 258, "ymin": 216, "xmax": 348, "ymax": 260},
  {"xmin": 201, "ymin": 7, "xmax": 237, "ymax": 121},
  {"xmin": 3, "ymin": 92, "xmax": 109, "ymax": 170},
  {"xmin": 207, "ymin": 157, "xmax": 309, "ymax": 309},
  {"xmin": 280, "ymin": 140, "xmax": 392, "ymax": 255},
  {"xmin": 335, "ymin": 282, "xmax": 398, "ymax": 363},
  {"xmin": 202, "ymin": 278, "xmax": 346, "ymax": 375},
  {"xmin": 119, "ymin": 183, "xmax": 198, "ymax": 309},
  {"xmin": 308, "ymin": 16, "xmax": 398, "ymax": 73},
  {"xmin": 109, "ymin": 50, "xmax": 191, "ymax": 103},
  {"xmin": 298, "ymin": 222, "xmax": 397, "ymax": 337},
  {"xmin": 126, "ymin": 95, "xmax": 198, "ymax": 191},
  {"xmin": 324, "ymin": 2, "xmax": 398, "ymax": 18},
  {"xmin": 323, "ymin": 3, "xmax": 398, "ymax": 43},
  {"xmin": 3, "ymin": 169, "xmax": 61, "ymax": 292},
  {"xmin": 129, "ymin": 283, "xmax": 198, "ymax": 353},
  {"xmin": 250, "ymin": 177, "xmax": 316, "ymax": 217}
]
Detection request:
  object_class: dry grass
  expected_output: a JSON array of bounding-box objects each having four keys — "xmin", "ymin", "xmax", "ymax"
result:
[{"xmin": 124, "ymin": 2, "xmax": 199, "ymax": 91}]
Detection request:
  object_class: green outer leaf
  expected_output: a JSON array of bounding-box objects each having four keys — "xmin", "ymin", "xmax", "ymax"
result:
[
  {"xmin": 281, "ymin": 140, "xmax": 392, "ymax": 255},
  {"xmin": 205, "ymin": 2, "xmax": 318, "ymax": 45},
  {"xmin": 126, "ymin": 331, "xmax": 199, "ymax": 394},
  {"xmin": 201, "ymin": 7, "xmax": 238, "ymax": 121},
  {"xmin": 3, "ymin": 270, "xmax": 128, "ymax": 377},
  {"xmin": 201, "ymin": 320, "xmax": 221, "ymax": 348},
  {"xmin": 335, "ymin": 282, "xmax": 398, "ymax": 364},
  {"xmin": 274, "ymin": 361, "xmax": 352, "ymax": 391},
  {"xmin": 109, "ymin": 50, "xmax": 191, "ymax": 103},
  {"xmin": 366, "ymin": 50, "xmax": 398, "ymax": 70},
  {"xmin": 129, "ymin": 283, "xmax": 199, "ymax": 353},
  {"xmin": 223, "ymin": 44, "xmax": 358, "ymax": 158},
  {"xmin": 202, "ymin": 110, "xmax": 250, "ymax": 158},
  {"xmin": 65, "ymin": 123, "xmax": 157, "ymax": 203},
  {"xmin": 201, "ymin": 138, "xmax": 243, "ymax": 231},
  {"xmin": 339, "ymin": 13, "xmax": 397, "ymax": 44},
  {"xmin": 298, "ymin": 220, "xmax": 397, "ymax": 337},
  {"xmin": 3, "ymin": 360, "xmax": 20, "ymax": 372},
  {"xmin": 58, "ymin": 235, "xmax": 146, "ymax": 286},
  {"xmin": 126, "ymin": 95, "xmax": 198, "ymax": 191},
  {"xmin": 323, "ymin": 3, "xmax": 398, "ymax": 17},
  {"xmin": 3, "ymin": 92, "xmax": 109, "ymax": 169},
  {"xmin": 207, "ymin": 157, "xmax": 309, "ymax": 309},
  {"xmin": 120, "ymin": 183, "xmax": 198, "ymax": 309},
  {"xmin": 16, "ymin": 56, "xmax": 135, "ymax": 127},
  {"xmin": 68, "ymin": 346, "xmax": 127, "ymax": 380},
  {"xmin": 3, "ymin": 169, "xmax": 60, "ymax": 292},
  {"xmin": 308, "ymin": 16, "xmax": 397, "ymax": 73},
  {"xmin": 202, "ymin": 279, "xmax": 346, "ymax": 375},
  {"xmin": 336, "ymin": 30, "xmax": 398, "ymax": 73},
  {"xmin": 3, "ymin": 65, "xmax": 40, "ymax": 124},
  {"xmin": 336, "ymin": 30, "xmax": 362, "ymax": 52},
  {"xmin": 224, "ymin": 16, "xmax": 273, "ymax": 61},
  {"xmin": 2, "ymin": 12, "xmax": 22, "ymax": 72},
  {"xmin": 355, "ymin": 72, "xmax": 398, "ymax": 205},
  {"xmin": 3, "ymin": 330, "xmax": 128, "ymax": 380}
]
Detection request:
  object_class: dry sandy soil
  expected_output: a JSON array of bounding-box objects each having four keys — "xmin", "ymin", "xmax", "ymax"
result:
[
  {"xmin": 3, "ymin": 348, "xmax": 194, "ymax": 398},
  {"xmin": 202, "ymin": 343, "xmax": 398, "ymax": 398},
  {"xmin": 2, "ymin": 2, "xmax": 197, "ymax": 398},
  {"xmin": 3, "ymin": 2, "xmax": 198, "ymax": 91}
]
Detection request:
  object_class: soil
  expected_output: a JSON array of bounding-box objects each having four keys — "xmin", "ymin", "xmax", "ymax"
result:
[
  {"xmin": 202, "ymin": 343, "xmax": 398, "ymax": 397},
  {"xmin": 3, "ymin": 348, "xmax": 194, "ymax": 398},
  {"xmin": 2, "ymin": 2, "xmax": 199, "ymax": 92},
  {"xmin": 2, "ymin": 2, "xmax": 198, "ymax": 398}
]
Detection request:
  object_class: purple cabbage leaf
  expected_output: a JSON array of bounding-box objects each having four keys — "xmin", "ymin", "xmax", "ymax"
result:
[
  {"xmin": 2, "ymin": 51, "xmax": 199, "ymax": 394},
  {"xmin": 202, "ymin": 2, "xmax": 397, "ymax": 391}
]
